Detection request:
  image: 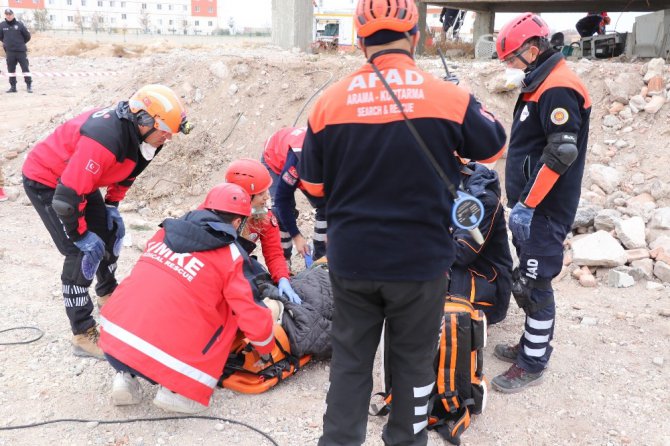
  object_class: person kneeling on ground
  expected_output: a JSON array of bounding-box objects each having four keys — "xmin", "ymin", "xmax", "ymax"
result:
[
  {"xmin": 449, "ymin": 160, "xmax": 513, "ymax": 325},
  {"xmin": 99, "ymin": 183, "xmax": 275, "ymax": 414}
]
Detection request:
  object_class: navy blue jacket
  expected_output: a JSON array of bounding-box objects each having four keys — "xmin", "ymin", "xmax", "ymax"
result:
[
  {"xmin": 450, "ymin": 163, "xmax": 512, "ymax": 324},
  {"xmin": 505, "ymin": 52, "xmax": 591, "ymax": 226},
  {"xmin": 0, "ymin": 18, "xmax": 30, "ymax": 52}
]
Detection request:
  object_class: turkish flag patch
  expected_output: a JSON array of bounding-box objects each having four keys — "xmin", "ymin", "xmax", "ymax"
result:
[{"xmin": 85, "ymin": 160, "xmax": 101, "ymax": 174}]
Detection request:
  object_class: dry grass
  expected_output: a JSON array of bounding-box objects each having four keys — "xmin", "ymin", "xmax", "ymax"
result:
[
  {"xmin": 63, "ymin": 39, "xmax": 99, "ymax": 56},
  {"xmin": 423, "ymin": 40, "xmax": 475, "ymax": 58}
]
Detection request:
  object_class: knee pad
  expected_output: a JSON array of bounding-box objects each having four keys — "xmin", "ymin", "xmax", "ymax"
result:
[{"xmin": 511, "ymin": 268, "xmax": 554, "ymax": 315}]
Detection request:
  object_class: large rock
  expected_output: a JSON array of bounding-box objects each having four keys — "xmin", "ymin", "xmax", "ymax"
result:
[
  {"xmin": 607, "ymin": 269, "xmax": 635, "ymax": 288},
  {"xmin": 650, "ymin": 208, "xmax": 670, "ymax": 229},
  {"xmin": 594, "ymin": 209, "xmax": 622, "ymax": 231},
  {"xmin": 644, "ymin": 95, "xmax": 666, "ymax": 114},
  {"xmin": 572, "ymin": 204, "xmax": 600, "ymax": 229},
  {"xmin": 615, "ymin": 216, "xmax": 647, "ymax": 249},
  {"xmin": 605, "ymin": 72, "xmax": 644, "ymax": 104},
  {"xmin": 588, "ymin": 164, "xmax": 621, "ymax": 194},
  {"xmin": 572, "ymin": 231, "xmax": 627, "ymax": 267},
  {"xmin": 628, "ymin": 95, "xmax": 647, "ymax": 113},
  {"xmin": 653, "ymin": 261, "xmax": 670, "ymax": 283},
  {"xmin": 650, "ymin": 236, "xmax": 670, "ymax": 252},
  {"xmin": 643, "ymin": 58, "xmax": 666, "ymax": 82}
]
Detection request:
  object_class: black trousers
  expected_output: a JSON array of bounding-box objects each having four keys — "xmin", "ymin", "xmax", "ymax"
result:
[
  {"xmin": 319, "ymin": 272, "xmax": 448, "ymax": 446},
  {"xmin": 23, "ymin": 177, "xmax": 119, "ymax": 334},
  {"xmin": 6, "ymin": 51, "xmax": 31, "ymax": 87}
]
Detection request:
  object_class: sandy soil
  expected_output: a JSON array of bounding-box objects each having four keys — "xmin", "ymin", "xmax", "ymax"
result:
[{"xmin": 0, "ymin": 34, "xmax": 668, "ymax": 446}]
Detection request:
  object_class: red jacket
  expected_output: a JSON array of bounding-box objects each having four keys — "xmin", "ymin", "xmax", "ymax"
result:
[
  {"xmin": 243, "ymin": 210, "xmax": 290, "ymax": 282},
  {"xmin": 262, "ymin": 126, "xmax": 306, "ymax": 175},
  {"xmin": 99, "ymin": 225, "xmax": 275, "ymax": 405},
  {"xmin": 22, "ymin": 104, "xmax": 149, "ymax": 239}
]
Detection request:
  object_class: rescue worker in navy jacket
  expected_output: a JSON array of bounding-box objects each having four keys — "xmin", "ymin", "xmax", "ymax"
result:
[
  {"xmin": 493, "ymin": 13, "xmax": 591, "ymax": 393},
  {"xmin": 299, "ymin": 0, "xmax": 507, "ymax": 443},
  {"xmin": 449, "ymin": 161, "xmax": 513, "ymax": 325},
  {"xmin": 22, "ymin": 84, "xmax": 191, "ymax": 359},
  {"xmin": 0, "ymin": 8, "xmax": 32, "ymax": 93}
]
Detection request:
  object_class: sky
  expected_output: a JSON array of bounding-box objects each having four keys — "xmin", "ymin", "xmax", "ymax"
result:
[{"xmin": 497, "ymin": 12, "xmax": 648, "ymax": 33}]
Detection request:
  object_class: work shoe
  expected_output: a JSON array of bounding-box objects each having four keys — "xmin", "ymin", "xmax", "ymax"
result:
[
  {"xmin": 72, "ymin": 326, "xmax": 105, "ymax": 359},
  {"xmin": 153, "ymin": 386, "xmax": 208, "ymax": 414},
  {"xmin": 27, "ymin": 85, "xmax": 33, "ymax": 93},
  {"xmin": 111, "ymin": 372, "xmax": 141, "ymax": 406},
  {"xmin": 494, "ymin": 343, "xmax": 520, "ymax": 364},
  {"xmin": 6, "ymin": 86, "xmax": 17, "ymax": 93},
  {"xmin": 491, "ymin": 363, "xmax": 544, "ymax": 394},
  {"xmin": 97, "ymin": 293, "xmax": 112, "ymax": 309},
  {"xmin": 0, "ymin": 188, "xmax": 8, "ymax": 202}
]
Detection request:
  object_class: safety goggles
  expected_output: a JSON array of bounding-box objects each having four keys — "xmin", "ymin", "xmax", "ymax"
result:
[{"xmin": 501, "ymin": 45, "xmax": 531, "ymax": 66}]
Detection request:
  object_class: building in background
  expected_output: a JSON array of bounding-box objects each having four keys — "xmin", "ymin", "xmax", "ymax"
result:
[{"xmin": 2, "ymin": 0, "xmax": 271, "ymax": 36}]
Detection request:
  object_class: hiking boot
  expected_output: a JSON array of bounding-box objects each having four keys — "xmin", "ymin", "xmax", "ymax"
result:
[
  {"xmin": 6, "ymin": 86, "xmax": 17, "ymax": 93},
  {"xmin": 491, "ymin": 363, "xmax": 544, "ymax": 394},
  {"xmin": 153, "ymin": 386, "xmax": 208, "ymax": 414},
  {"xmin": 494, "ymin": 343, "xmax": 520, "ymax": 364},
  {"xmin": 97, "ymin": 293, "xmax": 112, "ymax": 309},
  {"xmin": 111, "ymin": 372, "xmax": 141, "ymax": 406},
  {"xmin": 27, "ymin": 84, "xmax": 33, "ymax": 93},
  {"xmin": 0, "ymin": 188, "xmax": 8, "ymax": 202},
  {"xmin": 72, "ymin": 326, "xmax": 105, "ymax": 359}
]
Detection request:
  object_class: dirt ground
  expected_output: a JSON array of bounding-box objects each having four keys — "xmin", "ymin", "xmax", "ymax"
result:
[{"xmin": 0, "ymin": 34, "xmax": 669, "ymax": 446}]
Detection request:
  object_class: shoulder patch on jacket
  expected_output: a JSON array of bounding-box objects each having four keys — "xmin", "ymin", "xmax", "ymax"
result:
[{"xmin": 550, "ymin": 108, "xmax": 569, "ymax": 125}]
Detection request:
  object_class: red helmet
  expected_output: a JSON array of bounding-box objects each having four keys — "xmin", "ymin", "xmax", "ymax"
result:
[
  {"xmin": 202, "ymin": 183, "xmax": 251, "ymax": 217},
  {"xmin": 354, "ymin": 0, "xmax": 418, "ymax": 38},
  {"xmin": 225, "ymin": 158, "xmax": 272, "ymax": 196},
  {"xmin": 496, "ymin": 13, "xmax": 550, "ymax": 61}
]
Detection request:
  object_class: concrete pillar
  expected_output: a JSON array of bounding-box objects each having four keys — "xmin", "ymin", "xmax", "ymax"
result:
[
  {"xmin": 473, "ymin": 11, "xmax": 495, "ymax": 46},
  {"xmin": 271, "ymin": 0, "xmax": 313, "ymax": 52},
  {"xmin": 417, "ymin": 1, "xmax": 428, "ymax": 55}
]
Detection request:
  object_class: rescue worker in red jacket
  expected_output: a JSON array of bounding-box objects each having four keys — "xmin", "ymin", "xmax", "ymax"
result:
[
  {"xmin": 225, "ymin": 158, "xmax": 301, "ymax": 303},
  {"xmin": 298, "ymin": 0, "xmax": 507, "ymax": 443},
  {"xmin": 99, "ymin": 183, "xmax": 276, "ymax": 414},
  {"xmin": 493, "ymin": 13, "xmax": 590, "ymax": 393},
  {"xmin": 22, "ymin": 84, "xmax": 191, "ymax": 359},
  {"xmin": 261, "ymin": 126, "xmax": 327, "ymax": 264}
]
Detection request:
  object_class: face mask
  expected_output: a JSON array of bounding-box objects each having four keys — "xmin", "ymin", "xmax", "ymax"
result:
[
  {"xmin": 140, "ymin": 142, "xmax": 157, "ymax": 161},
  {"xmin": 504, "ymin": 68, "xmax": 526, "ymax": 89}
]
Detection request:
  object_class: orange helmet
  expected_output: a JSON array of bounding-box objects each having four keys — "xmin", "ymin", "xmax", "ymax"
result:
[
  {"xmin": 202, "ymin": 183, "xmax": 251, "ymax": 217},
  {"xmin": 354, "ymin": 0, "xmax": 418, "ymax": 38},
  {"xmin": 496, "ymin": 13, "xmax": 550, "ymax": 61},
  {"xmin": 225, "ymin": 159, "xmax": 273, "ymax": 196},
  {"xmin": 128, "ymin": 84, "xmax": 187, "ymax": 134}
]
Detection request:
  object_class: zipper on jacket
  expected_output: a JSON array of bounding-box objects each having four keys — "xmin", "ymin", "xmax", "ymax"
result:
[{"xmin": 202, "ymin": 325, "xmax": 223, "ymax": 355}]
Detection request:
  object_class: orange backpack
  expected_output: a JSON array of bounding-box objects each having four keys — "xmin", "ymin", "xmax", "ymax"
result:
[
  {"xmin": 371, "ymin": 296, "xmax": 488, "ymax": 445},
  {"xmin": 219, "ymin": 324, "xmax": 312, "ymax": 394}
]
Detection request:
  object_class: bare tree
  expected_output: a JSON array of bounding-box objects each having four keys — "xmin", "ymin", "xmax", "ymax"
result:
[
  {"xmin": 90, "ymin": 11, "xmax": 102, "ymax": 34},
  {"xmin": 74, "ymin": 10, "xmax": 85, "ymax": 34},
  {"xmin": 33, "ymin": 9, "xmax": 51, "ymax": 32},
  {"xmin": 139, "ymin": 9, "xmax": 150, "ymax": 34}
]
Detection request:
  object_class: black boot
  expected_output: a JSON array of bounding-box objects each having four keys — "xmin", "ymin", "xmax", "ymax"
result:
[
  {"xmin": 27, "ymin": 83, "xmax": 33, "ymax": 93},
  {"xmin": 6, "ymin": 85, "xmax": 17, "ymax": 93}
]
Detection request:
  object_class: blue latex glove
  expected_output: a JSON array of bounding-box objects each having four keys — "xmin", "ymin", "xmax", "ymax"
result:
[
  {"xmin": 508, "ymin": 202, "xmax": 535, "ymax": 242},
  {"xmin": 106, "ymin": 205, "xmax": 125, "ymax": 256},
  {"xmin": 74, "ymin": 231, "xmax": 106, "ymax": 265},
  {"xmin": 278, "ymin": 277, "xmax": 302, "ymax": 304}
]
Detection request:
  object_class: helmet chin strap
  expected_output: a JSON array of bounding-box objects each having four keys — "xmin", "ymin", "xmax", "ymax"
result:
[{"xmin": 140, "ymin": 126, "xmax": 157, "ymax": 143}]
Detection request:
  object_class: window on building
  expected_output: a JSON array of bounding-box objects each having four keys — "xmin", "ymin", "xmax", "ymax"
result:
[
  {"xmin": 158, "ymin": 19, "xmax": 162, "ymax": 24},
  {"xmin": 49, "ymin": 14, "xmax": 55, "ymax": 20},
  {"xmin": 121, "ymin": 13, "xmax": 126, "ymax": 19},
  {"xmin": 97, "ymin": 0, "xmax": 102, "ymax": 5},
  {"xmin": 48, "ymin": 0, "xmax": 54, "ymax": 4},
  {"xmin": 194, "ymin": 5, "xmax": 199, "ymax": 12},
  {"xmin": 110, "ymin": 0, "xmax": 114, "ymax": 6},
  {"xmin": 121, "ymin": 1, "xmax": 125, "ymax": 6},
  {"xmin": 168, "ymin": 4, "xmax": 172, "ymax": 10},
  {"xmin": 110, "ymin": 17, "xmax": 116, "ymax": 23},
  {"xmin": 157, "ymin": 3, "xmax": 161, "ymax": 9},
  {"xmin": 66, "ymin": 0, "xmax": 72, "ymax": 5},
  {"xmin": 33, "ymin": 0, "xmax": 38, "ymax": 4},
  {"xmin": 195, "ymin": 20, "xmax": 199, "ymax": 26},
  {"xmin": 67, "ymin": 15, "xmax": 74, "ymax": 22},
  {"xmin": 183, "ymin": 5, "xmax": 187, "ymax": 11},
  {"xmin": 81, "ymin": 0, "xmax": 86, "ymax": 5},
  {"xmin": 169, "ymin": 19, "xmax": 172, "ymax": 25},
  {"xmin": 208, "ymin": 7, "xmax": 212, "ymax": 13},
  {"xmin": 208, "ymin": 21, "xmax": 212, "ymax": 26},
  {"xmin": 141, "ymin": 3, "xmax": 146, "ymax": 9},
  {"xmin": 98, "ymin": 16, "xmax": 103, "ymax": 23}
]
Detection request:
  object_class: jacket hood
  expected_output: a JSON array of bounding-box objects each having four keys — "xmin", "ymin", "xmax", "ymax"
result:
[
  {"xmin": 521, "ymin": 51, "xmax": 563, "ymax": 93},
  {"xmin": 461, "ymin": 162, "xmax": 500, "ymax": 197},
  {"xmin": 161, "ymin": 210, "xmax": 237, "ymax": 253}
]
